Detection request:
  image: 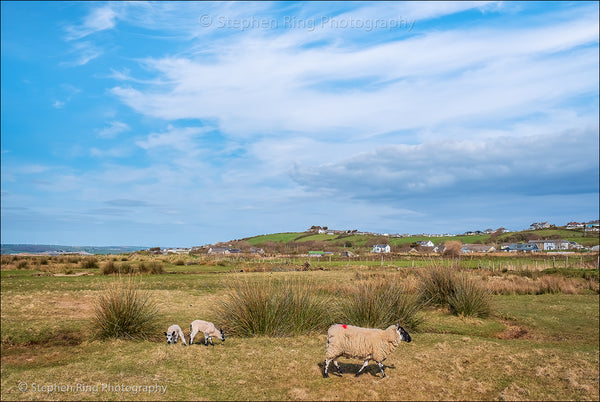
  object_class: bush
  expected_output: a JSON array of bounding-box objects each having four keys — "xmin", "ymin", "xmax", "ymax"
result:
[
  {"xmin": 138, "ymin": 261, "xmax": 165, "ymax": 274},
  {"xmin": 216, "ymin": 277, "xmax": 332, "ymax": 337},
  {"xmin": 447, "ymin": 273, "xmax": 491, "ymax": 317},
  {"xmin": 80, "ymin": 257, "xmax": 98, "ymax": 269},
  {"xmin": 338, "ymin": 279, "xmax": 423, "ymax": 331},
  {"xmin": 93, "ymin": 279, "xmax": 160, "ymax": 340},
  {"xmin": 419, "ymin": 266, "xmax": 492, "ymax": 317},
  {"xmin": 100, "ymin": 260, "xmax": 119, "ymax": 275},
  {"xmin": 418, "ymin": 265, "xmax": 457, "ymax": 307}
]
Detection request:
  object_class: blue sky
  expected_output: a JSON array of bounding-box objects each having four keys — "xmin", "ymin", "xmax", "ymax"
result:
[{"xmin": 1, "ymin": 1, "xmax": 598, "ymax": 247}]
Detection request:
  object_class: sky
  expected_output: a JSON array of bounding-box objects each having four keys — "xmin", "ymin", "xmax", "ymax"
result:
[{"xmin": 1, "ymin": 1, "xmax": 599, "ymax": 247}]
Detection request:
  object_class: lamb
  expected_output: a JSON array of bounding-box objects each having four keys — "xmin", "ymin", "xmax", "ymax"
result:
[
  {"xmin": 164, "ymin": 324, "xmax": 187, "ymax": 345},
  {"xmin": 323, "ymin": 323, "xmax": 411, "ymax": 378},
  {"xmin": 190, "ymin": 320, "xmax": 225, "ymax": 346}
]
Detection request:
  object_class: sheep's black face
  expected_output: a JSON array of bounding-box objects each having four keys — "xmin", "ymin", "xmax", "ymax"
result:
[
  {"xmin": 165, "ymin": 331, "xmax": 176, "ymax": 344},
  {"xmin": 219, "ymin": 329, "xmax": 225, "ymax": 342},
  {"xmin": 397, "ymin": 326, "xmax": 412, "ymax": 343}
]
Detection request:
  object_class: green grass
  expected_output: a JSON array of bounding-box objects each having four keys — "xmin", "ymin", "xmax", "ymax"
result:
[{"xmin": 1, "ymin": 257, "xmax": 598, "ymax": 401}]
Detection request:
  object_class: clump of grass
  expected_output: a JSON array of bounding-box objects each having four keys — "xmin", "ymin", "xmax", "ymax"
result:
[
  {"xmin": 138, "ymin": 261, "xmax": 165, "ymax": 274},
  {"xmin": 447, "ymin": 273, "xmax": 491, "ymax": 318},
  {"xmin": 419, "ymin": 266, "xmax": 491, "ymax": 317},
  {"xmin": 216, "ymin": 277, "xmax": 332, "ymax": 337},
  {"xmin": 418, "ymin": 265, "xmax": 457, "ymax": 307},
  {"xmin": 93, "ymin": 279, "xmax": 160, "ymax": 340},
  {"xmin": 338, "ymin": 279, "xmax": 423, "ymax": 330},
  {"xmin": 101, "ymin": 260, "xmax": 119, "ymax": 275},
  {"xmin": 16, "ymin": 260, "xmax": 29, "ymax": 269},
  {"xmin": 80, "ymin": 256, "xmax": 98, "ymax": 269},
  {"xmin": 174, "ymin": 258, "xmax": 185, "ymax": 266}
]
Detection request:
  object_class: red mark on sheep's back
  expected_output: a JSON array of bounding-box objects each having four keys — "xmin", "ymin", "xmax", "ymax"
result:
[{"xmin": 342, "ymin": 325, "xmax": 347, "ymax": 329}]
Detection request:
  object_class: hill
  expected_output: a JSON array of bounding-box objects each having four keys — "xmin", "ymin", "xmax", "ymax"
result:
[{"xmin": 237, "ymin": 227, "xmax": 599, "ymax": 253}]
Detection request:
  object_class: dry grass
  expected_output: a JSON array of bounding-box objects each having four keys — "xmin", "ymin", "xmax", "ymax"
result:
[{"xmin": 1, "ymin": 256, "xmax": 598, "ymax": 401}]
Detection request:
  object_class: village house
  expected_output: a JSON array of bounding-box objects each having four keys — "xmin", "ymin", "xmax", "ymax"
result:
[
  {"xmin": 527, "ymin": 239, "xmax": 570, "ymax": 251},
  {"xmin": 461, "ymin": 244, "xmax": 496, "ymax": 253},
  {"xmin": 372, "ymin": 244, "xmax": 391, "ymax": 253}
]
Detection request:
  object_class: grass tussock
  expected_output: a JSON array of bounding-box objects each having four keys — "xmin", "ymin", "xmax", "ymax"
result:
[
  {"xmin": 447, "ymin": 273, "xmax": 492, "ymax": 318},
  {"xmin": 101, "ymin": 260, "xmax": 164, "ymax": 275},
  {"xmin": 93, "ymin": 279, "xmax": 160, "ymax": 340},
  {"xmin": 216, "ymin": 277, "xmax": 333, "ymax": 337},
  {"xmin": 419, "ymin": 266, "xmax": 492, "ymax": 318},
  {"xmin": 338, "ymin": 279, "xmax": 424, "ymax": 330}
]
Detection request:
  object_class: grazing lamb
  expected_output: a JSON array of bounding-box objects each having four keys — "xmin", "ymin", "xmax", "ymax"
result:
[
  {"xmin": 324, "ymin": 323, "xmax": 411, "ymax": 378},
  {"xmin": 190, "ymin": 320, "xmax": 225, "ymax": 346},
  {"xmin": 164, "ymin": 324, "xmax": 187, "ymax": 345}
]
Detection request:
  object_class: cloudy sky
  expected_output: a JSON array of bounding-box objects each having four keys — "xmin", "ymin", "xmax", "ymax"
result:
[{"xmin": 1, "ymin": 1, "xmax": 598, "ymax": 247}]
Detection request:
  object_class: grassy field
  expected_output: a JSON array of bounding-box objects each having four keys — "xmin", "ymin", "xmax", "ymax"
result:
[{"xmin": 1, "ymin": 254, "xmax": 598, "ymax": 401}]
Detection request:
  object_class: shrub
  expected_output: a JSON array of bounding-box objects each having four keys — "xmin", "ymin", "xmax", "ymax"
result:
[
  {"xmin": 418, "ymin": 265, "xmax": 457, "ymax": 307},
  {"xmin": 93, "ymin": 279, "xmax": 160, "ymax": 340},
  {"xmin": 338, "ymin": 279, "xmax": 423, "ymax": 330},
  {"xmin": 419, "ymin": 266, "xmax": 492, "ymax": 317},
  {"xmin": 174, "ymin": 259, "xmax": 185, "ymax": 266},
  {"xmin": 216, "ymin": 277, "xmax": 332, "ymax": 337},
  {"xmin": 100, "ymin": 260, "xmax": 119, "ymax": 275},
  {"xmin": 138, "ymin": 261, "xmax": 165, "ymax": 274},
  {"xmin": 80, "ymin": 257, "xmax": 98, "ymax": 269},
  {"xmin": 443, "ymin": 240, "xmax": 463, "ymax": 258},
  {"xmin": 16, "ymin": 260, "xmax": 29, "ymax": 269},
  {"xmin": 447, "ymin": 273, "xmax": 491, "ymax": 318}
]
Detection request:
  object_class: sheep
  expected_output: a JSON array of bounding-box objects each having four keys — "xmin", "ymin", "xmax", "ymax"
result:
[
  {"xmin": 323, "ymin": 323, "xmax": 411, "ymax": 378},
  {"xmin": 190, "ymin": 319, "xmax": 225, "ymax": 346},
  {"xmin": 164, "ymin": 324, "xmax": 187, "ymax": 345}
]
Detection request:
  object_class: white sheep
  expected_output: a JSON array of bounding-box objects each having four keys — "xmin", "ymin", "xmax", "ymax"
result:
[
  {"xmin": 164, "ymin": 324, "xmax": 187, "ymax": 345},
  {"xmin": 323, "ymin": 323, "xmax": 411, "ymax": 378},
  {"xmin": 190, "ymin": 320, "xmax": 225, "ymax": 346}
]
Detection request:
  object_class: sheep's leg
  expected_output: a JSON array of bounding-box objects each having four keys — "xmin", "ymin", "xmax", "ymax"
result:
[
  {"xmin": 355, "ymin": 360, "xmax": 370, "ymax": 377},
  {"xmin": 324, "ymin": 359, "xmax": 331, "ymax": 378},
  {"xmin": 208, "ymin": 336, "xmax": 214, "ymax": 346},
  {"xmin": 377, "ymin": 362, "xmax": 386, "ymax": 378},
  {"xmin": 179, "ymin": 330, "xmax": 187, "ymax": 346},
  {"xmin": 333, "ymin": 360, "xmax": 342, "ymax": 375},
  {"xmin": 190, "ymin": 328, "xmax": 198, "ymax": 345}
]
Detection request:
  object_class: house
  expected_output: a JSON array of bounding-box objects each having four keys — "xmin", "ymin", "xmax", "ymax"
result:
[
  {"xmin": 461, "ymin": 244, "xmax": 496, "ymax": 253},
  {"xmin": 502, "ymin": 243, "xmax": 540, "ymax": 253},
  {"xmin": 208, "ymin": 247, "xmax": 230, "ymax": 255},
  {"xmin": 529, "ymin": 222, "xmax": 550, "ymax": 230},
  {"xmin": 528, "ymin": 239, "xmax": 570, "ymax": 251},
  {"xmin": 341, "ymin": 250, "xmax": 356, "ymax": 257},
  {"xmin": 416, "ymin": 240, "xmax": 435, "ymax": 248},
  {"xmin": 566, "ymin": 222, "xmax": 584, "ymax": 229},
  {"xmin": 308, "ymin": 251, "xmax": 325, "ymax": 257},
  {"xmin": 372, "ymin": 244, "xmax": 391, "ymax": 253}
]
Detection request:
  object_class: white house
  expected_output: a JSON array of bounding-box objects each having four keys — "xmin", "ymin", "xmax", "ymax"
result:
[
  {"xmin": 416, "ymin": 240, "xmax": 435, "ymax": 248},
  {"xmin": 372, "ymin": 244, "xmax": 391, "ymax": 253}
]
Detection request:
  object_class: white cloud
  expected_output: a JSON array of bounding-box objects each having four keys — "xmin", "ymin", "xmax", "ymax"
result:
[
  {"xmin": 97, "ymin": 121, "xmax": 130, "ymax": 138},
  {"xmin": 65, "ymin": 6, "xmax": 118, "ymax": 40},
  {"xmin": 110, "ymin": 10, "xmax": 598, "ymax": 139}
]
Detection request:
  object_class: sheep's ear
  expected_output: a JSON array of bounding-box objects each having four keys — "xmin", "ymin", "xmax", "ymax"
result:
[
  {"xmin": 164, "ymin": 332, "xmax": 168, "ymax": 336},
  {"xmin": 171, "ymin": 331, "xmax": 176, "ymax": 336}
]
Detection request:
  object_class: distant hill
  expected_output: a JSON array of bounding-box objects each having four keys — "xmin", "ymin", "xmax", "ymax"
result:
[
  {"xmin": 0, "ymin": 244, "xmax": 147, "ymax": 255},
  {"xmin": 239, "ymin": 227, "xmax": 599, "ymax": 250}
]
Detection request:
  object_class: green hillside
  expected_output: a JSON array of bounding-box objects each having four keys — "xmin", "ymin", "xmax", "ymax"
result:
[{"xmin": 241, "ymin": 227, "xmax": 599, "ymax": 251}]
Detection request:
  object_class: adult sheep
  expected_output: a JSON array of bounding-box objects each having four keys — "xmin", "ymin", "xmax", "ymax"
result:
[
  {"xmin": 324, "ymin": 323, "xmax": 411, "ymax": 378},
  {"xmin": 190, "ymin": 319, "xmax": 225, "ymax": 346}
]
